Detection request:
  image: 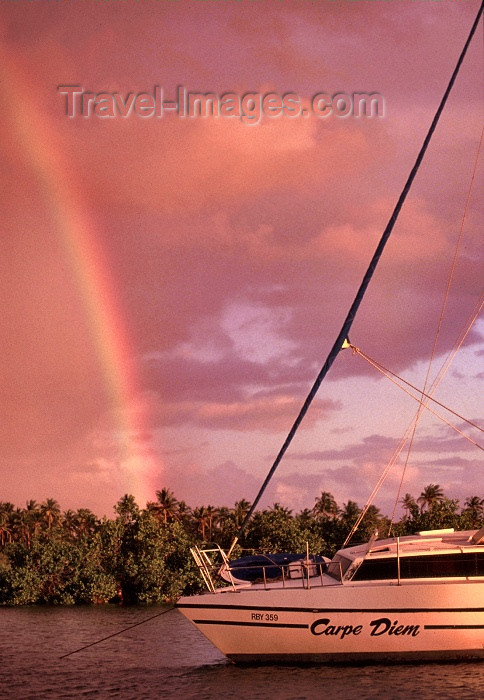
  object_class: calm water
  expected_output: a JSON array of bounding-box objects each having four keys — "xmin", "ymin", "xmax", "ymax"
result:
[{"xmin": 0, "ymin": 606, "xmax": 482, "ymax": 699}]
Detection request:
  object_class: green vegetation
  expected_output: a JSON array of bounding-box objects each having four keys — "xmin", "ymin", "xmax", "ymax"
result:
[{"xmin": 0, "ymin": 486, "xmax": 482, "ymax": 606}]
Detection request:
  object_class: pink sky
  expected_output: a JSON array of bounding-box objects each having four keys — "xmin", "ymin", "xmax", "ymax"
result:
[{"xmin": 0, "ymin": 0, "xmax": 482, "ymax": 519}]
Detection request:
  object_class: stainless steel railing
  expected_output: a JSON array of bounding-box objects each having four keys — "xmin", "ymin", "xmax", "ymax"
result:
[{"xmin": 190, "ymin": 546, "xmax": 338, "ymax": 592}]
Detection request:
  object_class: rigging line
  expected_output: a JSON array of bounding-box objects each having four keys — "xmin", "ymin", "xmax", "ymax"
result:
[
  {"xmin": 398, "ymin": 292, "xmax": 484, "ymax": 470},
  {"xmin": 346, "ymin": 294, "xmax": 484, "ymax": 539},
  {"xmin": 342, "ymin": 431, "xmax": 412, "ymax": 548},
  {"xmin": 426, "ymin": 293, "xmax": 484, "ymax": 399},
  {"xmin": 350, "ymin": 346, "xmax": 483, "ymax": 450},
  {"xmin": 349, "ymin": 293, "xmax": 483, "ymax": 542},
  {"xmin": 344, "ymin": 368, "xmax": 467, "ymax": 547},
  {"xmin": 348, "ymin": 289, "xmax": 484, "ymax": 543},
  {"xmin": 416, "ymin": 125, "xmax": 483, "ymax": 404},
  {"xmin": 391, "ymin": 125, "xmax": 484, "ymax": 527},
  {"xmin": 228, "ymin": 0, "xmax": 484, "ymax": 554},
  {"xmin": 397, "ymin": 413, "xmax": 425, "ymax": 531},
  {"xmin": 344, "ymin": 392, "xmax": 452, "ymax": 547},
  {"xmin": 60, "ymin": 604, "xmax": 176, "ymax": 660},
  {"xmin": 346, "ymin": 306, "xmax": 483, "ymax": 546},
  {"xmin": 350, "ymin": 346, "xmax": 484, "ymax": 434}
]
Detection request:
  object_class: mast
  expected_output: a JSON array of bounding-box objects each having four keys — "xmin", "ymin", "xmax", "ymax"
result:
[{"xmin": 228, "ymin": 1, "xmax": 484, "ymax": 555}]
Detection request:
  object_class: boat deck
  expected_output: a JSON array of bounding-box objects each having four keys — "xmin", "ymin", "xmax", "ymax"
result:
[{"xmin": 191, "ymin": 529, "xmax": 484, "ymax": 593}]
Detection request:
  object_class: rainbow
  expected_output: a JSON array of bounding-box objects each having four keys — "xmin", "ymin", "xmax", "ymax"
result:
[{"xmin": 0, "ymin": 44, "xmax": 158, "ymax": 506}]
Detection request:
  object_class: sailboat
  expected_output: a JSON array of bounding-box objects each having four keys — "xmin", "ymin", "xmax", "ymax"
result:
[{"xmin": 176, "ymin": 5, "xmax": 484, "ymax": 663}]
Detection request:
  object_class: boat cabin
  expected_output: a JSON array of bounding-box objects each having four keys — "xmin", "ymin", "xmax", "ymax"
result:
[{"xmin": 328, "ymin": 528, "xmax": 484, "ymax": 583}]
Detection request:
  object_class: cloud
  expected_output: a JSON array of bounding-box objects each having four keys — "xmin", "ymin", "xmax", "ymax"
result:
[{"xmin": 0, "ymin": 2, "xmax": 481, "ymax": 516}]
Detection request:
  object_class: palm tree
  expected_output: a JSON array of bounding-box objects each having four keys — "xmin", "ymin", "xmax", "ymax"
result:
[
  {"xmin": 154, "ymin": 488, "xmax": 180, "ymax": 524},
  {"xmin": 76, "ymin": 508, "xmax": 98, "ymax": 537},
  {"xmin": 0, "ymin": 502, "xmax": 15, "ymax": 517},
  {"xmin": 400, "ymin": 493, "xmax": 418, "ymax": 517},
  {"xmin": 25, "ymin": 500, "xmax": 41, "ymax": 541},
  {"xmin": 360, "ymin": 504, "xmax": 384, "ymax": 537},
  {"xmin": 216, "ymin": 506, "xmax": 232, "ymax": 534},
  {"xmin": 177, "ymin": 500, "xmax": 192, "ymax": 523},
  {"xmin": 231, "ymin": 499, "xmax": 252, "ymax": 529},
  {"xmin": 193, "ymin": 506, "xmax": 210, "ymax": 541},
  {"xmin": 204, "ymin": 505, "xmax": 220, "ymax": 542},
  {"xmin": 12, "ymin": 509, "xmax": 33, "ymax": 547},
  {"xmin": 340, "ymin": 500, "xmax": 361, "ymax": 525},
  {"xmin": 63, "ymin": 509, "xmax": 78, "ymax": 538},
  {"xmin": 115, "ymin": 494, "xmax": 139, "ymax": 523},
  {"xmin": 268, "ymin": 503, "xmax": 293, "ymax": 517},
  {"xmin": 40, "ymin": 498, "xmax": 61, "ymax": 529},
  {"xmin": 312, "ymin": 491, "xmax": 338, "ymax": 520},
  {"xmin": 0, "ymin": 510, "xmax": 12, "ymax": 546},
  {"xmin": 462, "ymin": 496, "xmax": 484, "ymax": 527},
  {"xmin": 217, "ymin": 506, "xmax": 231, "ymax": 523},
  {"xmin": 63, "ymin": 508, "xmax": 97, "ymax": 538},
  {"xmin": 417, "ymin": 484, "xmax": 444, "ymax": 512},
  {"xmin": 296, "ymin": 508, "xmax": 314, "ymax": 525}
]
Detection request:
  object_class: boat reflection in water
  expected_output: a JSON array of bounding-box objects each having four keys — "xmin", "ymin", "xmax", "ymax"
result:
[{"xmin": 177, "ymin": 528, "xmax": 484, "ymax": 663}]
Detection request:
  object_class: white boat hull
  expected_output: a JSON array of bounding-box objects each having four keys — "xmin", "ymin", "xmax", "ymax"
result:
[{"xmin": 177, "ymin": 579, "xmax": 484, "ymax": 663}]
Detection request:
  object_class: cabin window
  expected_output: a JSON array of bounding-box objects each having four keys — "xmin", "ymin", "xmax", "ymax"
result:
[{"xmin": 351, "ymin": 552, "xmax": 484, "ymax": 581}]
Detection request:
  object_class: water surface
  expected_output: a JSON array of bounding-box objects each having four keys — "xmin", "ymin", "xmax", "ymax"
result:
[{"xmin": 0, "ymin": 607, "xmax": 482, "ymax": 699}]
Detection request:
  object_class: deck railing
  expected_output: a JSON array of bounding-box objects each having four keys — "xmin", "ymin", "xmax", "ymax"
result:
[{"xmin": 190, "ymin": 545, "xmax": 340, "ymax": 592}]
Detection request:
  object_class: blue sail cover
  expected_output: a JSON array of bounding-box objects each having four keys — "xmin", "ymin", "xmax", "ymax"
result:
[{"xmin": 227, "ymin": 553, "xmax": 327, "ymax": 582}]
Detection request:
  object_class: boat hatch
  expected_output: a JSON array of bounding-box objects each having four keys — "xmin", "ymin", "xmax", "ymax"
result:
[{"xmin": 470, "ymin": 528, "xmax": 484, "ymax": 545}]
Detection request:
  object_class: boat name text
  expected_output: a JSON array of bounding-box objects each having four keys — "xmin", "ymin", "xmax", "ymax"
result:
[{"xmin": 310, "ymin": 617, "xmax": 420, "ymax": 639}]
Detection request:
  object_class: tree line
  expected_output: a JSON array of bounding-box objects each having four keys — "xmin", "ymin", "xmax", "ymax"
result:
[{"xmin": 0, "ymin": 486, "xmax": 482, "ymax": 606}]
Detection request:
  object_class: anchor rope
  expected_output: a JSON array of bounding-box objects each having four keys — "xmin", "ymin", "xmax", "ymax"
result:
[{"xmin": 60, "ymin": 605, "xmax": 176, "ymax": 660}]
